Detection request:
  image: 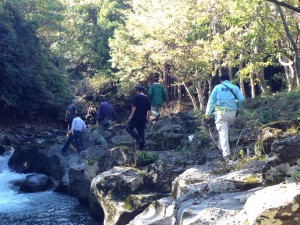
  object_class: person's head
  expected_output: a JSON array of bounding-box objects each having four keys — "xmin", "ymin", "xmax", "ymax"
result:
[
  {"xmin": 153, "ymin": 77, "xmax": 159, "ymax": 83},
  {"xmin": 101, "ymin": 96, "xmax": 107, "ymax": 102},
  {"xmin": 135, "ymin": 85, "xmax": 145, "ymax": 93},
  {"xmin": 72, "ymin": 99, "xmax": 78, "ymax": 105},
  {"xmin": 220, "ymin": 74, "xmax": 230, "ymax": 82}
]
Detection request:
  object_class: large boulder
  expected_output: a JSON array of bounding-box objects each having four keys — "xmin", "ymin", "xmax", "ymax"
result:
[
  {"xmin": 244, "ymin": 183, "xmax": 300, "ymax": 225},
  {"xmin": 90, "ymin": 166, "xmax": 155, "ymax": 225},
  {"xmin": 263, "ymin": 134, "xmax": 300, "ymax": 185},
  {"xmin": 148, "ymin": 151, "xmax": 191, "ymax": 193},
  {"xmin": 8, "ymin": 139, "xmax": 65, "ymax": 180},
  {"xmin": 146, "ymin": 112, "xmax": 199, "ymax": 151},
  {"xmin": 19, "ymin": 174, "xmax": 54, "ymax": 193},
  {"xmin": 147, "ymin": 124, "xmax": 188, "ymax": 151}
]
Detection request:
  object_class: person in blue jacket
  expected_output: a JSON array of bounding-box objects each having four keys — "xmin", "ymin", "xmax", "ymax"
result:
[{"xmin": 205, "ymin": 74, "xmax": 245, "ymax": 165}]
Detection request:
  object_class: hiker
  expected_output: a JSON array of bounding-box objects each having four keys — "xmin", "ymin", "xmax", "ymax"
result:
[
  {"xmin": 61, "ymin": 109, "xmax": 86, "ymax": 158},
  {"xmin": 96, "ymin": 96, "xmax": 117, "ymax": 146},
  {"xmin": 148, "ymin": 77, "xmax": 166, "ymax": 121},
  {"xmin": 127, "ymin": 85, "xmax": 151, "ymax": 150},
  {"xmin": 65, "ymin": 99, "xmax": 78, "ymax": 132},
  {"xmin": 205, "ymin": 74, "xmax": 245, "ymax": 165}
]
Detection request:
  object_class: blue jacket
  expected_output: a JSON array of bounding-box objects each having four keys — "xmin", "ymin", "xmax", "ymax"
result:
[{"xmin": 205, "ymin": 80, "xmax": 245, "ymax": 116}]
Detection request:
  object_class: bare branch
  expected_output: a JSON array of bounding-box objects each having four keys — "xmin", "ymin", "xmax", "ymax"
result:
[{"xmin": 266, "ymin": 0, "xmax": 300, "ymax": 13}]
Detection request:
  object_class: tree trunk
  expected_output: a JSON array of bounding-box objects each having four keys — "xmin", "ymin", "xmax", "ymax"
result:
[
  {"xmin": 228, "ymin": 66, "xmax": 233, "ymax": 80},
  {"xmin": 162, "ymin": 68, "xmax": 170, "ymax": 102},
  {"xmin": 183, "ymin": 81, "xmax": 198, "ymax": 110},
  {"xmin": 250, "ymin": 72, "xmax": 256, "ymax": 98},
  {"xmin": 277, "ymin": 5, "xmax": 300, "ymax": 89},
  {"xmin": 279, "ymin": 53, "xmax": 296, "ymax": 92},
  {"xmin": 196, "ymin": 81, "xmax": 205, "ymax": 111},
  {"xmin": 239, "ymin": 54, "xmax": 246, "ymax": 97},
  {"xmin": 178, "ymin": 84, "xmax": 182, "ymax": 102},
  {"xmin": 256, "ymin": 68, "xmax": 269, "ymax": 95}
]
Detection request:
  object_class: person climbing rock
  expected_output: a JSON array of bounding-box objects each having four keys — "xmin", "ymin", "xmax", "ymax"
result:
[
  {"xmin": 61, "ymin": 110, "xmax": 86, "ymax": 158},
  {"xmin": 127, "ymin": 85, "xmax": 151, "ymax": 151},
  {"xmin": 205, "ymin": 74, "xmax": 245, "ymax": 165},
  {"xmin": 65, "ymin": 99, "xmax": 78, "ymax": 133},
  {"xmin": 148, "ymin": 77, "xmax": 166, "ymax": 121},
  {"xmin": 96, "ymin": 96, "xmax": 117, "ymax": 146}
]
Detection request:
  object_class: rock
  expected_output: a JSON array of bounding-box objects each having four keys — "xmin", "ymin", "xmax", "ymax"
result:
[
  {"xmin": 207, "ymin": 170, "xmax": 262, "ymax": 194},
  {"xmin": 90, "ymin": 166, "xmax": 155, "ymax": 225},
  {"xmin": 19, "ymin": 174, "xmax": 54, "ymax": 192},
  {"xmin": 128, "ymin": 197, "xmax": 175, "ymax": 225},
  {"xmin": 68, "ymin": 168, "xmax": 90, "ymax": 205},
  {"xmin": 148, "ymin": 151, "xmax": 191, "ymax": 193},
  {"xmin": 244, "ymin": 183, "xmax": 300, "ymax": 225},
  {"xmin": 260, "ymin": 127, "xmax": 283, "ymax": 154},
  {"xmin": 108, "ymin": 146, "xmax": 135, "ymax": 167},
  {"xmin": 263, "ymin": 134, "xmax": 300, "ymax": 185},
  {"xmin": 147, "ymin": 124, "xmax": 188, "ymax": 151},
  {"xmin": 174, "ymin": 188, "xmax": 259, "ymax": 225}
]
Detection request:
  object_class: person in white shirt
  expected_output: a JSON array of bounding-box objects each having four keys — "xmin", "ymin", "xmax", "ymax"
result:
[{"xmin": 61, "ymin": 110, "xmax": 86, "ymax": 157}]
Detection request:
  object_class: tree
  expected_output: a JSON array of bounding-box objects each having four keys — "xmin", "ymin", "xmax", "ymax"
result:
[{"xmin": 0, "ymin": 1, "xmax": 69, "ymax": 120}]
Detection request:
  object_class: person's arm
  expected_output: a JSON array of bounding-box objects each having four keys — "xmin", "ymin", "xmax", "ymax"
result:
[
  {"xmin": 148, "ymin": 86, "xmax": 153, "ymax": 99},
  {"xmin": 162, "ymin": 86, "xmax": 166, "ymax": 101},
  {"xmin": 128, "ymin": 106, "xmax": 136, "ymax": 122},
  {"xmin": 235, "ymin": 87, "xmax": 245, "ymax": 109},
  {"xmin": 205, "ymin": 87, "xmax": 217, "ymax": 117},
  {"xmin": 97, "ymin": 104, "xmax": 104, "ymax": 125},
  {"xmin": 147, "ymin": 110, "xmax": 151, "ymax": 122},
  {"xmin": 71, "ymin": 119, "xmax": 76, "ymax": 135}
]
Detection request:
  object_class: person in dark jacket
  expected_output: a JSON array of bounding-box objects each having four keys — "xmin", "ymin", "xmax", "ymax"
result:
[
  {"xmin": 96, "ymin": 97, "xmax": 117, "ymax": 146},
  {"xmin": 148, "ymin": 77, "xmax": 166, "ymax": 121},
  {"xmin": 127, "ymin": 86, "xmax": 151, "ymax": 150},
  {"xmin": 65, "ymin": 99, "xmax": 78, "ymax": 132}
]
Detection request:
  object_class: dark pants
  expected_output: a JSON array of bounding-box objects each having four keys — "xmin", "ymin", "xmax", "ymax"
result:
[
  {"xmin": 126, "ymin": 118, "xmax": 147, "ymax": 149},
  {"xmin": 61, "ymin": 130, "xmax": 83, "ymax": 153}
]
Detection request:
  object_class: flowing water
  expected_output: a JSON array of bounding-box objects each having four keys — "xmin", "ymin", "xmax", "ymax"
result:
[{"xmin": 0, "ymin": 152, "xmax": 100, "ymax": 225}]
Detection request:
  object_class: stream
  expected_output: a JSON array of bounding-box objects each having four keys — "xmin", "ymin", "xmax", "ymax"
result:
[{"xmin": 0, "ymin": 152, "xmax": 100, "ymax": 225}]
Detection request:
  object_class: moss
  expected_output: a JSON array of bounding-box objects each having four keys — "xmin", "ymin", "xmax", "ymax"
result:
[
  {"xmin": 286, "ymin": 127, "xmax": 299, "ymax": 135},
  {"xmin": 254, "ymin": 137, "xmax": 263, "ymax": 156},
  {"xmin": 212, "ymin": 169, "xmax": 227, "ymax": 175},
  {"xmin": 243, "ymin": 175, "xmax": 259, "ymax": 184},
  {"xmin": 87, "ymin": 159, "xmax": 96, "ymax": 166},
  {"xmin": 251, "ymin": 154, "xmax": 266, "ymax": 162},
  {"xmin": 233, "ymin": 158, "xmax": 248, "ymax": 170},
  {"xmin": 293, "ymin": 172, "xmax": 300, "ymax": 182},
  {"xmin": 174, "ymin": 158, "xmax": 181, "ymax": 166},
  {"xmin": 122, "ymin": 195, "xmax": 139, "ymax": 211},
  {"xmin": 116, "ymin": 145, "xmax": 130, "ymax": 151}
]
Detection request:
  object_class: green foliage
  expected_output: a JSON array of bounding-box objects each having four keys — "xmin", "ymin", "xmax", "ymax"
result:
[
  {"xmin": 87, "ymin": 159, "xmax": 96, "ymax": 166},
  {"xmin": 258, "ymin": 108, "xmax": 278, "ymax": 124},
  {"xmin": 0, "ymin": 1, "xmax": 69, "ymax": 120},
  {"xmin": 136, "ymin": 151, "xmax": 158, "ymax": 166}
]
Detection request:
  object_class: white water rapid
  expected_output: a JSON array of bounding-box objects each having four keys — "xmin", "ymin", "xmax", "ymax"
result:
[{"xmin": 0, "ymin": 151, "xmax": 99, "ymax": 225}]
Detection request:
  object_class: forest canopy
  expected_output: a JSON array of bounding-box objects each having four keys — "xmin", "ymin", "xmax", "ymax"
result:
[{"xmin": 0, "ymin": 0, "xmax": 300, "ymax": 120}]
